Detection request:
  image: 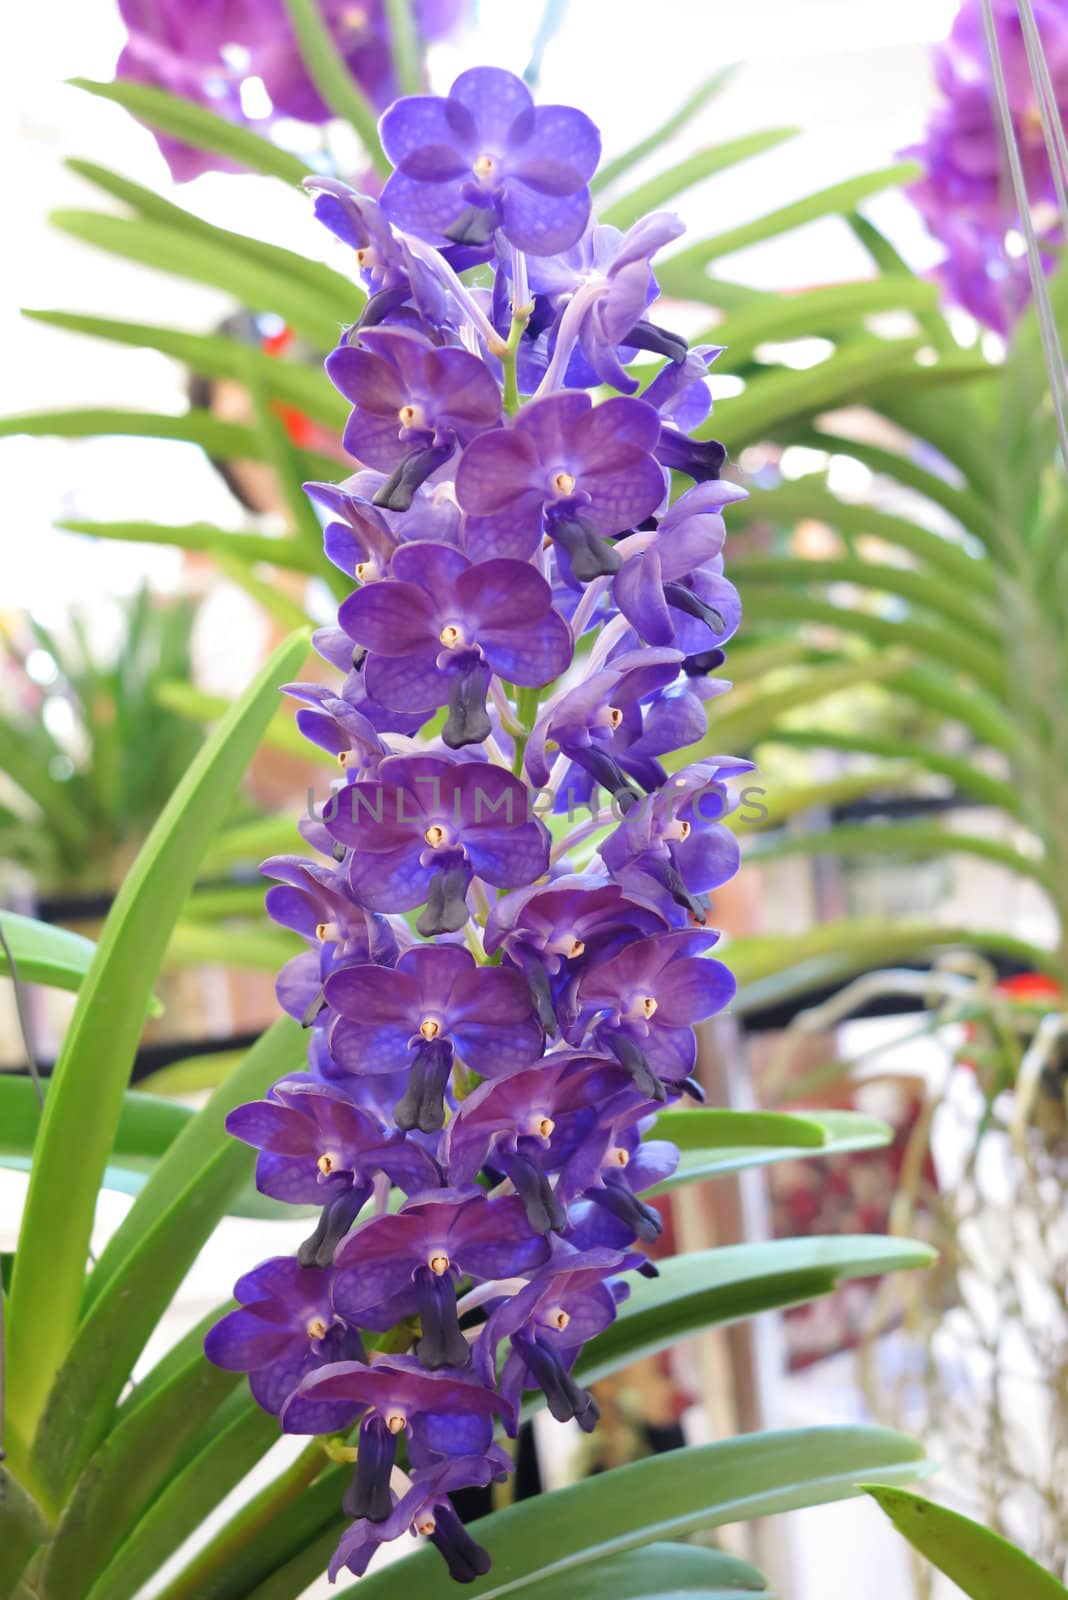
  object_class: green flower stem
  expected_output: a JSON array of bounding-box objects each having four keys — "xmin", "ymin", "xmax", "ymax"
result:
[
  {"xmin": 282, "ymin": 0, "xmax": 390, "ymax": 176},
  {"xmin": 501, "ymin": 303, "xmax": 534, "ymax": 417},
  {"xmin": 384, "ymin": 0, "xmax": 422, "ymax": 96}
]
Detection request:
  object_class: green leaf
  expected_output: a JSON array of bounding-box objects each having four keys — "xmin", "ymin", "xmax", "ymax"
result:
[
  {"xmin": 24, "ymin": 310, "xmax": 348, "ymax": 430},
  {"xmin": 659, "ymin": 163, "xmax": 921, "ymax": 284},
  {"xmin": 729, "ymin": 921, "xmax": 1061, "ymax": 1017},
  {"xmin": 700, "ymin": 654, "xmax": 911, "ymax": 753},
  {"xmin": 69, "ymin": 77, "xmax": 312, "ymax": 184},
  {"xmin": 0, "ymin": 1077, "xmax": 191, "ymax": 1179},
  {"xmin": 745, "ymin": 818, "xmax": 1050, "ymax": 890},
  {"xmin": 592, "ymin": 69, "xmax": 738, "ymax": 193},
  {"xmin": 49, "ymin": 211, "xmax": 348, "ymax": 350},
  {"xmin": 651, "ymin": 1106, "xmax": 827, "ymax": 1151},
  {"xmin": 864, "ymin": 1485, "xmax": 1068, "ymax": 1599},
  {"xmin": 520, "ymin": 1545, "xmax": 769, "ymax": 1599},
  {"xmin": 0, "ymin": 911, "xmax": 98, "ymax": 995},
  {"xmin": 0, "ymin": 1467, "xmax": 48, "ymax": 1600},
  {"xmin": 282, "ymin": 0, "xmax": 389, "ymax": 174},
  {"xmin": 40, "ymin": 1354, "xmax": 240, "ymax": 1600},
  {"xmin": 66, "ymin": 159, "xmax": 356, "ymax": 307},
  {"xmin": 339, "ymin": 1426, "xmax": 929, "ymax": 1600},
  {"xmin": 575, "ymin": 1236, "xmax": 933, "ymax": 1392},
  {"xmin": 4, "ymin": 629, "xmax": 310, "ymax": 1497},
  {"xmin": 759, "ymin": 728, "xmax": 1021, "ymax": 816},
  {"xmin": 732, "ymin": 553, "xmax": 998, "ymax": 643},
  {"xmin": 709, "ymin": 277, "xmax": 941, "ymax": 370},
  {"xmin": 726, "ymin": 768, "xmax": 919, "ymax": 834},
  {"xmin": 653, "ymin": 1110, "xmax": 893, "ymax": 1190},
  {"xmin": 30, "ymin": 1018, "xmax": 307, "ymax": 1498},
  {"xmin": 715, "ymin": 339, "xmax": 924, "ymax": 447},
  {"xmin": 56, "ymin": 519, "xmax": 321, "ymax": 575},
  {"xmin": 85, "ymin": 1402, "xmax": 278, "ymax": 1600},
  {"xmin": 727, "ymin": 479, "xmax": 998, "ymax": 598},
  {"xmin": 200, "ymin": 815, "xmax": 300, "ymax": 875},
  {"xmin": 0, "ymin": 405, "xmax": 259, "ymax": 458},
  {"xmin": 601, "ymin": 129, "xmax": 797, "ymax": 231}
]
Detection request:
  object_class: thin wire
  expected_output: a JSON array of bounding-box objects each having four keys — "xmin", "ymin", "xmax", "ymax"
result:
[
  {"xmin": 981, "ymin": 0, "xmax": 1068, "ymax": 477},
  {"xmin": 1017, "ymin": 0, "xmax": 1068, "ymax": 236}
]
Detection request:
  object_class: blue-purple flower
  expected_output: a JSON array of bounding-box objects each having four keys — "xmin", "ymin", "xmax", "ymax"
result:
[
  {"xmin": 339, "ymin": 541, "xmax": 572, "ymax": 748},
  {"xmin": 456, "ymin": 391, "xmax": 665, "ymax": 575},
  {"xmin": 380, "ymin": 66, "xmax": 600, "ymax": 254}
]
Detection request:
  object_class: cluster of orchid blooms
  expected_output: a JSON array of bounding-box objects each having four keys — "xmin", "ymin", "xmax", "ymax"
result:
[
  {"xmin": 205, "ymin": 65, "xmax": 748, "ymax": 1584},
  {"xmin": 908, "ymin": 0, "xmax": 1068, "ymax": 332}
]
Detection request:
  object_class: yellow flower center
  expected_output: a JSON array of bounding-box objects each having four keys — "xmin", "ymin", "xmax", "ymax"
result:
[
  {"xmin": 607, "ymin": 1145, "xmax": 630, "ymax": 1168},
  {"xmin": 398, "ymin": 401, "xmax": 427, "ymax": 430},
  {"xmin": 424, "ymin": 824, "xmax": 447, "ymax": 848},
  {"xmin": 439, "ymin": 623, "xmax": 463, "ymax": 648},
  {"xmin": 640, "ymin": 995, "xmax": 658, "ymax": 1019},
  {"xmin": 552, "ymin": 470, "xmax": 576, "ymax": 497},
  {"xmin": 607, "ymin": 706, "xmax": 624, "ymax": 730},
  {"xmin": 416, "ymin": 1513, "xmax": 437, "ymax": 1535},
  {"xmin": 316, "ymin": 921, "xmax": 340, "ymax": 943},
  {"xmin": 386, "ymin": 1410, "xmax": 407, "ymax": 1434},
  {"xmin": 473, "ymin": 153, "xmax": 496, "ymax": 178},
  {"xmin": 429, "ymin": 1252, "xmax": 450, "ymax": 1276},
  {"xmin": 547, "ymin": 1306, "xmax": 570, "ymax": 1331},
  {"xmin": 420, "ymin": 1018, "xmax": 441, "ymax": 1041},
  {"xmin": 317, "ymin": 1152, "xmax": 338, "ymax": 1175},
  {"xmin": 306, "ymin": 1315, "xmax": 328, "ymax": 1340}
]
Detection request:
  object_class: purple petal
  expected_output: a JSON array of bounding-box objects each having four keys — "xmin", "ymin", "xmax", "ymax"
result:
[
  {"xmin": 380, "ymin": 93, "xmax": 475, "ymax": 172},
  {"xmin": 500, "ymin": 183, "xmax": 592, "ymax": 255}
]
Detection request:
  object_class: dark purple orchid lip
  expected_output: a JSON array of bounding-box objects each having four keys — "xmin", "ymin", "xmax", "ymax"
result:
[{"xmin": 204, "ymin": 58, "xmax": 744, "ymax": 1586}]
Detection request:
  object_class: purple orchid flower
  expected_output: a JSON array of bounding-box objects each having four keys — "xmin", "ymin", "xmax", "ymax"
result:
[
  {"xmin": 281, "ymin": 682, "xmax": 391, "ymax": 773},
  {"xmin": 205, "ymin": 1256, "xmax": 364, "ymax": 1425},
  {"xmin": 524, "ymin": 645, "xmax": 683, "ymax": 811},
  {"xmin": 474, "ymin": 1247, "xmax": 627, "ymax": 1430},
  {"xmin": 329, "ymin": 1451, "xmax": 507, "ymax": 1582},
  {"xmin": 226, "ymin": 1081, "xmax": 439, "ymax": 1265},
  {"xmin": 572, "ymin": 928, "xmax": 735, "ymax": 1099},
  {"xmin": 379, "ymin": 66, "xmax": 600, "ymax": 254},
  {"xmin": 444, "ymin": 1050, "xmax": 645, "ymax": 1233},
  {"xmin": 327, "ymin": 328, "xmax": 502, "ymax": 511},
  {"xmin": 338, "ymin": 540, "xmax": 572, "ymax": 748},
  {"xmin": 324, "ymin": 754, "xmax": 551, "ymax": 937},
  {"xmin": 905, "ymin": 0, "xmax": 1068, "ymax": 330},
  {"xmin": 614, "ymin": 480, "xmax": 746, "ymax": 653},
  {"xmin": 600, "ymin": 758, "xmax": 751, "ymax": 925},
  {"xmin": 526, "ymin": 212, "xmax": 688, "ymax": 394},
  {"xmin": 333, "ymin": 1190, "xmax": 550, "ymax": 1367},
  {"xmin": 562, "ymin": 1129, "xmax": 679, "ymax": 1253},
  {"xmin": 483, "ymin": 876, "xmax": 667, "ymax": 1034},
  {"xmin": 305, "ymin": 470, "xmax": 462, "ymax": 585},
  {"xmin": 282, "ymin": 1353, "xmax": 511, "ymax": 1525},
  {"xmin": 642, "ymin": 345, "xmax": 728, "ymax": 482},
  {"xmin": 324, "ymin": 942, "xmax": 543, "ymax": 1132},
  {"xmin": 455, "ymin": 391, "xmax": 665, "ymax": 577},
  {"xmin": 116, "ymin": 0, "xmax": 469, "ymax": 182}
]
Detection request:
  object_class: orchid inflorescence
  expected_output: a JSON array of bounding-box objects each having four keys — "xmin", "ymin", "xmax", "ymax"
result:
[
  {"xmin": 907, "ymin": 0, "xmax": 1068, "ymax": 332},
  {"xmin": 205, "ymin": 64, "xmax": 748, "ymax": 1583}
]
